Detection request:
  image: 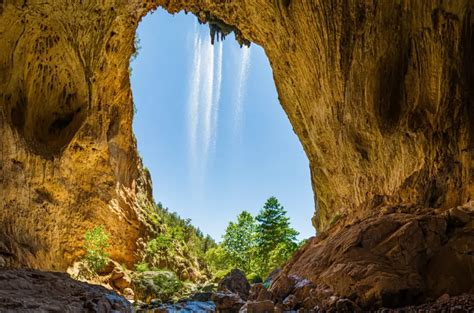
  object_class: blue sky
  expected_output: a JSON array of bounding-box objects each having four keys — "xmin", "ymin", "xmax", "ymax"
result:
[{"xmin": 131, "ymin": 9, "xmax": 315, "ymax": 242}]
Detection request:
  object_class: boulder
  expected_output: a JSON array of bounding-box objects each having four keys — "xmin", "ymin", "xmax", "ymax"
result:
[
  {"xmin": 122, "ymin": 288, "xmax": 135, "ymax": 301},
  {"xmin": 272, "ymin": 208, "xmax": 474, "ymax": 308},
  {"xmin": 248, "ymin": 283, "xmax": 272, "ymax": 302},
  {"xmin": 291, "ymin": 278, "xmax": 315, "ymax": 305},
  {"xmin": 113, "ymin": 274, "xmax": 131, "ymax": 290},
  {"xmin": 109, "ymin": 266, "xmax": 131, "ymax": 290},
  {"xmin": 212, "ymin": 291, "xmax": 245, "ymax": 312},
  {"xmin": 282, "ymin": 294, "xmax": 297, "ymax": 311},
  {"xmin": 0, "ymin": 269, "xmax": 133, "ymax": 312},
  {"xmin": 268, "ymin": 274, "xmax": 297, "ymax": 302},
  {"xmin": 218, "ymin": 269, "xmax": 251, "ymax": 300}
]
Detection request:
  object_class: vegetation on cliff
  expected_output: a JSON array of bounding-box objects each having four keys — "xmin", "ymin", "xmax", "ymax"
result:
[
  {"xmin": 136, "ymin": 200, "xmax": 217, "ymax": 282},
  {"xmin": 83, "ymin": 225, "xmax": 110, "ymax": 273}
]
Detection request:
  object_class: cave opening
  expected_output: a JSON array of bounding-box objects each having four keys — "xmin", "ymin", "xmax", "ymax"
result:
[{"xmin": 130, "ymin": 9, "xmax": 315, "ymax": 243}]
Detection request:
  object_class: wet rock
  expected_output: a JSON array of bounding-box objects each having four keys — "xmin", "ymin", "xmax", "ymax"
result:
[
  {"xmin": 163, "ymin": 301, "xmax": 215, "ymax": 312},
  {"xmin": 0, "ymin": 1, "xmax": 472, "ymax": 311},
  {"xmin": 192, "ymin": 292, "xmax": 213, "ymax": 302},
  {"xmin": 150, "ymin": 298, "xmax": 162, "ymax": 306},
  {"xmin": 218, "ymin": 269, "xmax": 251, "ymax": 300},
  {"xmin": 0, "ymin": 269, "xmax": 132, "ymax": 312}
]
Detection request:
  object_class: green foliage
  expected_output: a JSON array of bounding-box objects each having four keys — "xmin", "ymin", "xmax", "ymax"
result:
[
  {"xmin": 255, "ymin": 197, "xmax": 299, "ymax": 277},
  {"xmin": 207, "ymin": 197, "xmax": 300, "ymax": 280},
  {"xmin": 204, "ymin": 246, "xmax": 232, "ymax": 275},
  {"xmin": 246, "ymin": 272, "xmax": 263, "ymax": 284},
  {"xmin": 132, "ymin": 270, "xmax": 183, "ymax": 302},
  {"xmin": 222, "ymin": 211, "xmax": 256, "ymax": 274},
  {"xmin": 83, "ymin": 225, "xmax": 110, "ymax": 273},
  {"xmin": 136, "ymin": 200, "xmax": 217, "ymax": 280},
  {"xmin": 135, "ymin": 262, "xmax": 151, "ymax": 273},
  {"xmin": 128, "ymin": 35, "xmax": 141, "ymax": 86},
  {"xmin": 131, "ymin": 37, "xmax": 141, "ymax": 61},
  {"xmin": 146, "ymin": 233, "xmax": 173, "ymax": 255},
  {"xmin": 267, "ymin": 241, "xmax": 298, "ymax": 272}
]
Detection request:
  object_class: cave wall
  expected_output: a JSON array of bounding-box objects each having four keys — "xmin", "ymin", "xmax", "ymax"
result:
[
  {"xmin": 0, "ymin": 0, "xmax": 472, "ymax": 270},
  {"xmin": 0, "ymin": 0, "xmax": 152, "ymax": 269},
  {"xmin": 162, "ymin": 0, "xmax": 473, "ymax": 230}
]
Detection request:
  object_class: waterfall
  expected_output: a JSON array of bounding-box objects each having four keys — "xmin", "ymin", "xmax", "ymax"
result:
[
  {"xmin": 188, "ymin": 29, "xmax": 202, "ymax": 164},
  {"xmin": 234, "ymin": 45, "xmax": 251, "ymax": 137},
  {"xmin": 187, "ymin": 30, "xmax": 224, "ymax": 174}
]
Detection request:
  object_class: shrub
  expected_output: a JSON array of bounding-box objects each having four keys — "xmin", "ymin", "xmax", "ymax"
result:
[
  {"xmin": 83, "ymin": 225, "xmax": 110, "ymax": 273},
  {"xmin": 132, "ymin": 270, "xmax": 183, "ymax": 302},
  {"xmin": 246, "ymin": 272, "xmax": 263, "ymax": 284},
  {"xmin": 135, "ymin": 262, "xmax": 151, "ymax": 273},
  {"xmin": 146, "ymin": 233, "xmax": 173, "ymax": 255}
]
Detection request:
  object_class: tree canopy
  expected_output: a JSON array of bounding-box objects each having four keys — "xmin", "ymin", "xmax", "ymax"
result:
[{"xmin": 205, "ymin": 197, "xmax": 300, "ymax": 280}]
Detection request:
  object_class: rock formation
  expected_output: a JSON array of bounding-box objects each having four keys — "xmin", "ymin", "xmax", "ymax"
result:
[
  {"xmin": 0, "ymin": 0, "xmax": 472, "ymax": 309},
  {"xmin": 270, "ymin": 203, "xmax": 474, "ymax": 308},
  {"xmin": 0, "ymin": 269, "xmax": 133, "ymax": 312}
]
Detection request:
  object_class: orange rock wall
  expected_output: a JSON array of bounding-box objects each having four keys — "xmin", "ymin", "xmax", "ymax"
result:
[{"xmin": 0, "ymin": 0, "xmax": 472, "ymax": 270}]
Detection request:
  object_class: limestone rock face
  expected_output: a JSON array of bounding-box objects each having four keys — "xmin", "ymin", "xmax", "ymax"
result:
[
  {"xmin": 0, "ymin": 0, "xmax": 472, "ymax": 299},
  {"xmin": 272, "ymin": 204, "xmax": 474, "ymax": 308},
  {"xmin": 0, "ymin": 0, "xmax": 157, "ymax": 269}
]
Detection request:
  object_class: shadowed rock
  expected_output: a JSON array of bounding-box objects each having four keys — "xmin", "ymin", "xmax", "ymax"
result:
[
  {"xmin": 0, "ymin": 269, "xmax": 132, "ymax": 312},
  {"xmin": 218, "ymin": 269, "xmax": 251, "ymax": 301}
]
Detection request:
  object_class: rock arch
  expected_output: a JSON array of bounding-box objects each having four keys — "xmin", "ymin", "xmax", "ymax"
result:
[{"xmin": 0, "ymin": 0, "xmax": 472, "ymax": 304}]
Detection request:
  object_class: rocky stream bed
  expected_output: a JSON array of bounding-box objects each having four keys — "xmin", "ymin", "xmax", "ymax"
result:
[{"xmin": 1, "ymin": 268, "xmax": 473, "ymax": 312}]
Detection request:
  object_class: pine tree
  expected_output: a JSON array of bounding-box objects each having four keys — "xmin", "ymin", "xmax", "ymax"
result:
[{"xmin": 255, "ymin": 197, "xmax": 299, "ymax": 277}]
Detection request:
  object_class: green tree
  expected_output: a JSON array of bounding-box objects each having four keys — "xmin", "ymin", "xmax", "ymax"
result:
[
  {"xmin": 204, "ymin": 246, "xmax": 232, "ymax": 279},
  {"xmin": 222, "ymin": 211, "xmax": 256, "ymax": 274},
  {"xmin": 146, "ymin": 232, "xmax": 173, "ymax": 256},
  {"xmin": 255, "ymin": 197, "xmax": 299, "ymax": 277},
  {"xmin": 84, "ymin": 225, "xmax": 110, "ymax": 273}
]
